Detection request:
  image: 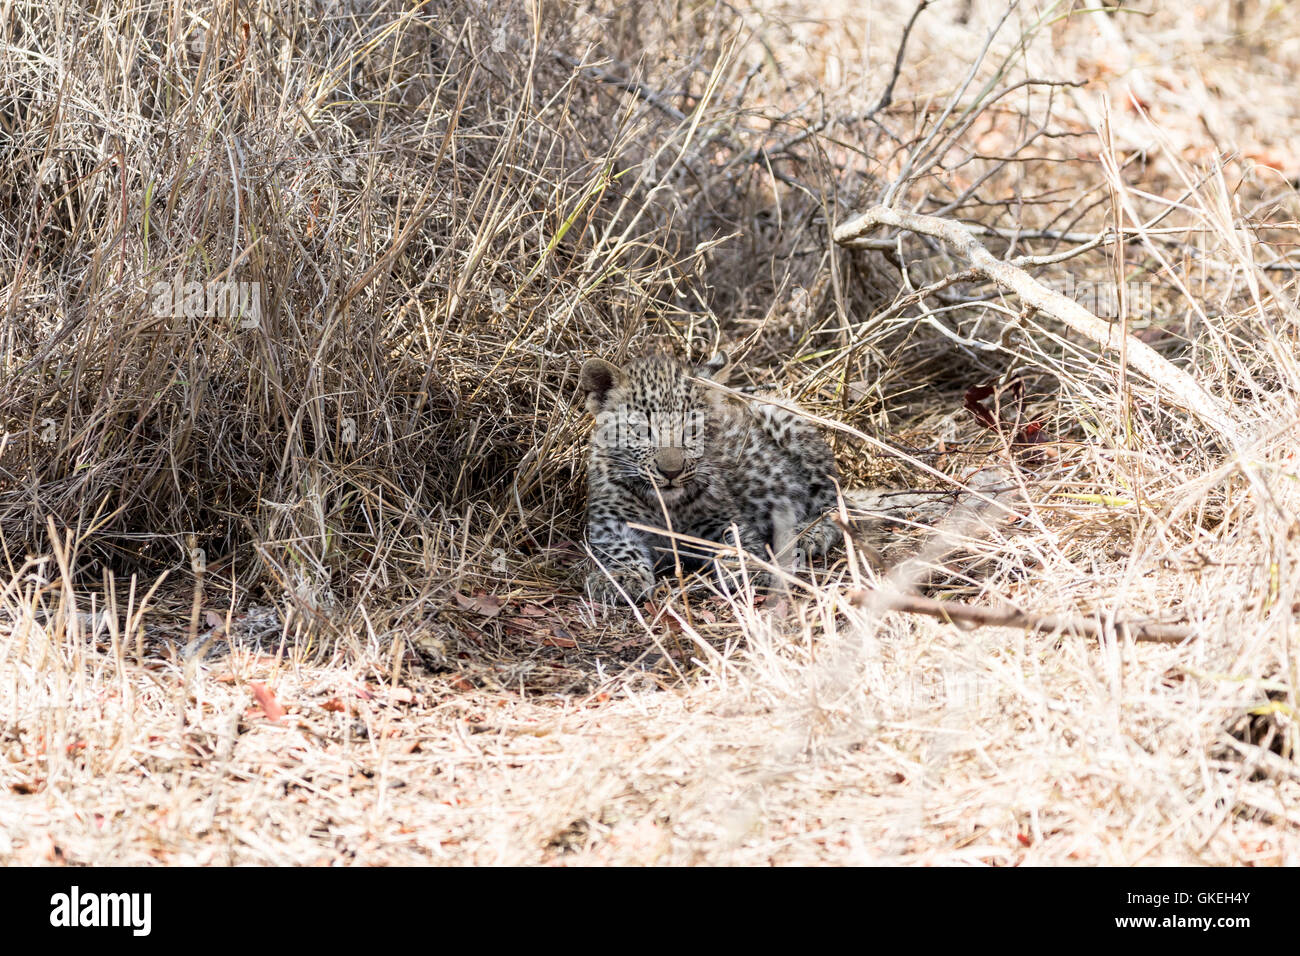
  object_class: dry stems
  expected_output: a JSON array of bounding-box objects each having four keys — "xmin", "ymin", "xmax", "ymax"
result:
[{"xmin": 0, "ymin": 0, "xmax": 1295, "ymax": 865}]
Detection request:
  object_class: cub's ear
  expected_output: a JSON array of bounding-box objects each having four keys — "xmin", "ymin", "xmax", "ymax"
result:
[
  {"xmin": 579, "ymin": 358, "xmax": 625, "ymax": 415},
  {"xmin": 698, "ymin": 351, "xmax": 731, "ymax": 385}
]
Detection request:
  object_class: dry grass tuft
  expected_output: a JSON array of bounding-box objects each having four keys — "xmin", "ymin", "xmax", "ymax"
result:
[{"xmin": 0, "ymin": 0, "xmax": 1296, "ymax": 864}]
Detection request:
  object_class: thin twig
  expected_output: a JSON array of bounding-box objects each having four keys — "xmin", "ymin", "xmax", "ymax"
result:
[
  {"xmin": 557, "ymin": 54, "xmax": 688, "ymax": 122},
  {"xmin": 728, "ymin": 0, "xmax": 932, "ymax": 169},
  {"xmin": 872, "ymin": 0, "xmax": 933, "ymax": 115}
]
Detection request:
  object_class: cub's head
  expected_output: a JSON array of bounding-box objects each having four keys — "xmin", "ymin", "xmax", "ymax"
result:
[{"xmin": 579, "ymin": 353, "xmax": 730, "ymax": 504}]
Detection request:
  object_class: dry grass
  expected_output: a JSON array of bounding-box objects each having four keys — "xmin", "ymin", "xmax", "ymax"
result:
[{"xmin": 0, "ymin": 0, "xmax": 1296, "ymax": 865}]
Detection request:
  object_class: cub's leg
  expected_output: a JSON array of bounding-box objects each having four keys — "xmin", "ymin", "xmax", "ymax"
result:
[
  {"xmin": 584, "ymin": 502, "xmax": 656, "ymax": 603},
  {"xmin": 689, "ymin": 516, "xmax": 775, "ymax": 594}
]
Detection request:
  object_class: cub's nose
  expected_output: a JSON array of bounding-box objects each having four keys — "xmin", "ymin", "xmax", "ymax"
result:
[{"xmin": 654, "ymin": 447, "xmax": 685, "ymax": 480}]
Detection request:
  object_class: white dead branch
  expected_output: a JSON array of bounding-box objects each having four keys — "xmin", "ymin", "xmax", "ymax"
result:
[{"xmin": 832, "ymin": 205, "xmax": 1233, "ymax": 434}]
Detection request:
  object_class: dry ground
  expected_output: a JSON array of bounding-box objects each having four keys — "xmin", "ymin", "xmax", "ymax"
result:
[{"xmin": 0, "ymin": 0, "xmax": 1297, "ymax": 865}]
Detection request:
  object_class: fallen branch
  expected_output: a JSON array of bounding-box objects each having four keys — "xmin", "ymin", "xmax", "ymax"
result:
[
  {"xmin": 848, "ymin": 588, "xmax": 1194, "ymax": 644},
  {"xmin": 832, "ymin": 205, "xmax": 1231, "ymax": 432}
]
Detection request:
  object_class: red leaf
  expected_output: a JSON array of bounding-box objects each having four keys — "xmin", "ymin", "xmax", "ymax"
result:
[
  {"xmin": 964, "ymin": 384, "xmax": 998, "ymax": 428},
  {"xmin": 1014, "ymin": 421, "xmax": 1047, "ymax": 445},
  {"xmin": 249, "ymin": 681, "xmax": 285, "ymax": 722},
  {"xmin": 1013, "ymin": 420, "xmax": 1054, "ymax": 465}
]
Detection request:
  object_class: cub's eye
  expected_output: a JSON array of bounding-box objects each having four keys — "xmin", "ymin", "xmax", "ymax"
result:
[{"xmin": 678, "ymin": 412, "xmax": 707, "ymax": 453}]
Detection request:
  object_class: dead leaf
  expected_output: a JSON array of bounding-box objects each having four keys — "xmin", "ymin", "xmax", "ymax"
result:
[
  {"xmin": 454, "ymin": 591, "xmax": 504, "ymax": 618},
  {"xmin": 965, "ymin": 382, "xmax": 1056, "ymax": 463},
  {"xmin": 540, "ymin": 634, "xmax": 577, "ymax": 649},
  {"xmin": 963, "ymin": 384, "xmax": 998, "ymax": 428},
  {"xmin": 608, "ymin": 638, "xmax": 647, "ymax": 652},
  {"xmin": 1014, "ymin": 421, "xmax": 1047, "ymax": 445},
  {"xmin": 249, "ymin": 681, "xmax": 285, "ymax": 722},
  {"xmin": 1245, "ymin": 148, "xmax": 1291, "ymax": 173},
  {"xmin": 1013, "ymin": 420, "xmax": 1055, "ymax": 466}
]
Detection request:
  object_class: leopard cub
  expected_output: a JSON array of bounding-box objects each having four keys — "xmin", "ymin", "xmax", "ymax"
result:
[{"xmin": 578, "ymin": 352, "xmax": 840, "ymax": 602}]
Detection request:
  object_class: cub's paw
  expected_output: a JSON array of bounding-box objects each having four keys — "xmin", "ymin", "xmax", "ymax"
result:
[
  {"xmin": 584, "ymin": 563, "xmax": 655, "ymax": 605},
  {"xmin": 799, "ymin": 515, "xmax": 841, "ymax": 560}
]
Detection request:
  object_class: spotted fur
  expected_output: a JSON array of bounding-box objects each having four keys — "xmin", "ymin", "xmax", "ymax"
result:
[{"xmin": 578, "ymin": 352, "xmax": 840, "ymax": 602}]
